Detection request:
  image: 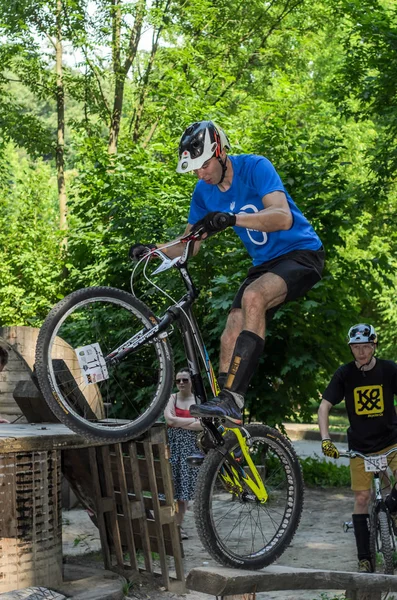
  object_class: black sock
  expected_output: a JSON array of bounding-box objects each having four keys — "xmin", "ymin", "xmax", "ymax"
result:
[
  {"xmin": 223, "ymin": 330, "xmax": 265, "ymax": 396},
  {"xmin": 352, "ymin": 513, "xmax": 370, "ymax": 560}
]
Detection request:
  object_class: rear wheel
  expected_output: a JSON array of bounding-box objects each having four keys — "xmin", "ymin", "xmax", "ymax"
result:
[
  {"xmin": 370, "ymin": 507, "xmax": 394, "ymax": 575},
  {"xmin": 35, "ymin": 286, "xmax": 174, "ymax": 442},
  {"xmin": 194, "ymin": 423, "xmax": 304, "ymax": 569}
]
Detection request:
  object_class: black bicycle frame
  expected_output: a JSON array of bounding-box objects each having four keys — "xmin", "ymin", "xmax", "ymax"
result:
[{"xmin": 106, "ymin": 243, "xmax": 220, "ymax": 411}]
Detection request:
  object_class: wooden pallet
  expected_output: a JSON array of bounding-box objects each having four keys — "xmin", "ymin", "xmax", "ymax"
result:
[
  {"xmin": 86, "ymin": 424, "xmax": 185, "ymax": 593},
  {"xmin": 0, "ymin": 419, "xmax": 185, "ymax": 594}
]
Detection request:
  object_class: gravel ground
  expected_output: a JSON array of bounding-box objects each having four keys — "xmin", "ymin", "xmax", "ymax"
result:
[{"xmin": 63, "ymin": 485, "xmax": 358, "ymax": 600}]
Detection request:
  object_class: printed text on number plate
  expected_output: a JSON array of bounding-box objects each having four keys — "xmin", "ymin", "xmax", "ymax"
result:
[{"xmin": 364, "ymin": 455, "xmax": 388, "ymax": 472}]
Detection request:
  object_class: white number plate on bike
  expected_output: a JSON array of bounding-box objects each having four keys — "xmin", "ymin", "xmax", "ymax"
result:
[
  {"xmin": 364, "ymin": 455, "xmax": 388, "ymax": 472},
  {"xmin": 75, "ymin": 343, "xmax": 109, "ymax": 385}
]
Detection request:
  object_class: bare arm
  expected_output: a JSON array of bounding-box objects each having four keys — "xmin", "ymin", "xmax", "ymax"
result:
[
  {"xmin": 157, "ymin": 224, "xmax": 202, "ymax": 259},
  {"xmin": 163, "ymin": 396, "xmax": 201, "ymax": 429},
  {"xmin": 234, "ymin": 191, "xmax": 293, "ymax": 232},
  {"xmin": 183, "ymin": 418, "xmax": 203, "ymax": 431},
  {"xmin": 318, "ymin": 398, "xmax": 333, "ymax": 440}
]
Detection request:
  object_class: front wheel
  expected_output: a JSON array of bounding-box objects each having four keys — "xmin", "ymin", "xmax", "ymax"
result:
[
  {"xmin": 35, "ymin": 286, "xmax": 174, "ymax": 443},
  {"xmin": 370, "ymin": 507, "xmax": 395, "ymax": 575},
  {"xmin": 194, "ymin": 423, "xmax": 304, "ymax": 569}
]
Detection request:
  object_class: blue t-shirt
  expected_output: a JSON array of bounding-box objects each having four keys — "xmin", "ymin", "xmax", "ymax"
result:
[{"xmin": 188, "ymin": 154, "xmax": 322, "ymax": 266}]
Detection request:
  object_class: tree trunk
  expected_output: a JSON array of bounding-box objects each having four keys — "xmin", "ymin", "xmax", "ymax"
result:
[
  {"xmin": 108, "ymin": 75, "xmax": 125, "ymax": 155},
  {"xmin": 108, "ymin": 0, "xmax": 146, "ymax": 154},
  {"xmin": 56, "ymin": 0, "xmax": 67, "ymax": 245}
]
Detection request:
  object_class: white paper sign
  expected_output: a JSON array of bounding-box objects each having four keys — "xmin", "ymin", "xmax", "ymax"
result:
[
  {"xmin": 75, "ymin": 343, "xmax": 109, "ymax": 385},
  {"xmin": 364, "ymin": 454, "xmax": 388, "ymax": 472}
]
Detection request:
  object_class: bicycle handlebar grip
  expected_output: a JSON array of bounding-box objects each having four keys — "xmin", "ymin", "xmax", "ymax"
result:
[{"xmin": 213, "ymin": 213, "xmax": 229, "ymax": 229}]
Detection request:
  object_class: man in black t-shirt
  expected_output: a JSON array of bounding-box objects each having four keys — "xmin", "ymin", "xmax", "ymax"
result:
[{"xmin": 318, "ymin": 323, "xmax": 397, "ymax": 573}]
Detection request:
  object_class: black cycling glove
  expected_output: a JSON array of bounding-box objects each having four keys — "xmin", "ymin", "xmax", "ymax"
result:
[
  {"xmin": 191, "ymin": 211, "xmax": 236, "ymax": 235},
  {"xmin": 129, "ymin": 243, "xmax": 157, "ymax": 261}
]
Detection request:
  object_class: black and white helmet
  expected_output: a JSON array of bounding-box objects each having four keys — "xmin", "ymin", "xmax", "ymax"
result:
[
  {"xmin": 176, "ymin": 121, "xmax": 231, "ymax": 173},
  {"xmin": 347, "ymin": 323, "xmax": 378, "ymax": 345}
]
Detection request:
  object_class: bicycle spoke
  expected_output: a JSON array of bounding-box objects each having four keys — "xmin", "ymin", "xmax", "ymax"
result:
[
  {"xmin": 35, "ymin": 287, "xmax": 173, "ymax": 442},
  {"xmin": 195, "ymin": 424, "xmax": 303, "ymax": 568}
]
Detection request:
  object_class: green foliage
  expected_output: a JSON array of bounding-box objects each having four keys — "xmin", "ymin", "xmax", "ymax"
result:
[
  {"xmin": 300, "ymin": 455, "xmax": 351, "ymax": 487},
  {"xmin": 0, "ymin": 0, "xmax": 397, "ymax": 428},
  {"xmin": 0, "ymin": 145, "xmax": 62, "ymax": 325}
]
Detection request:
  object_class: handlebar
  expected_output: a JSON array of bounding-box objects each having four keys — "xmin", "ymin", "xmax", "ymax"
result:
[
  {"xmin": 145, "ymin": 228, "xmax": 205, "ymax": 275},
  {"xmin": 339, "ymin": 447, "xmax": 397, "ymax": 460}
]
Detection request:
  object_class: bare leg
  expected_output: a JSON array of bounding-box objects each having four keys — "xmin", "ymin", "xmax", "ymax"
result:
[
  {"xmin": 219, "ymin": 273, "xmax": 288, "ymax": 372},
  {"xmin": 176, "ymin": 500, "xmax": 188, "ymax": 527},
  {"xmin": 353, "ymin": 490, "xmax": 371, "ymax": 514},
  {"xmin": 219, "ymin": 272, "xmax": 287, "ymax": 372},
  {"xmin": 241, "ymin": 272, "xmax": 288, "ymax": 338}
]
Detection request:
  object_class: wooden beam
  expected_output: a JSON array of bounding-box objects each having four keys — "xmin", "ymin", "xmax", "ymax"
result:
[{"xmin": 186, "ymin": 566, "xmax": 397, "ymax": 596}]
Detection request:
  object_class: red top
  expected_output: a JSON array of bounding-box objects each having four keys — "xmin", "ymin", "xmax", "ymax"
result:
[{"xmin": 175, "ymin": 406, "xmax": 193, "ymax": 418}]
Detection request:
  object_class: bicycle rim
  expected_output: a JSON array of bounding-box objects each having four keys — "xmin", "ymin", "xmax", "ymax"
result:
[
  {"xmin": 194, "ymin": 423, "xmax": 303, "ymax": 569},
  {"xmin": 35, "ymin": 287, "xmax": 173, "ymax": 442}
]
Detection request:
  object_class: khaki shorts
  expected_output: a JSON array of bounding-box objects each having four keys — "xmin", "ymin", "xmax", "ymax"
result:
[{"xmin": 350, "ymin": 443, "xmax": 397, "ymax": 491}]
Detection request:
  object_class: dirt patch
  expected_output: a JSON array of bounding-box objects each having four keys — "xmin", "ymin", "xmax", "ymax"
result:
[
  {"xmin": 178, "ymin": 486, "xmax": 356, "ymax": 600},
  {"xmin": 63, "ymin": 487, "xmax": 357, "ymax": 600}
]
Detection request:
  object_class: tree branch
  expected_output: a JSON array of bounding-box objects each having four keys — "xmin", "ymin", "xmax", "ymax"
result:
[
  {"xmin": 2, "ymin": 76, "xmax": 52, "ymax": 94},
  {"xmin": 212, "ymin": 0, "xmax": 305, "ymax": 104},
  {"xmin": 132, "ymin": 0, "xmax": 170, "ymax": 141}
]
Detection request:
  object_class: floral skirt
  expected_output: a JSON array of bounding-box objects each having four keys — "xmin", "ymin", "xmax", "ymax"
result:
[{"xmin": 167, "ymin": 427, "xmax": 200, "ymax": 501}]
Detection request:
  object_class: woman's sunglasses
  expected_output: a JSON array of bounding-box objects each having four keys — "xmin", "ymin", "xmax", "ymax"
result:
[{"xmin": 176, "ymin": 378, "xmax": 189, "ymax": 384}]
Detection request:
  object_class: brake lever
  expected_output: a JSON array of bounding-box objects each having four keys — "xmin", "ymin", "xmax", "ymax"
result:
[
  {"xmin": 151, "ymin": 249, "xmax": 182, "ymax": 275},
  {"xmin": 180, "ymin": 227, "xmax": 205, "ymax": 243}
]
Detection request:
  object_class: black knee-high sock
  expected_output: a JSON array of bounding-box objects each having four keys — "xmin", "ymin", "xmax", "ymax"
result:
[
  {"xmin": 223, "ymin": 330, "xmax": 265, "ymax": 399},
  {"xmin": 352, "ymin": 513, "xmax": 370, "ymax": 560}
]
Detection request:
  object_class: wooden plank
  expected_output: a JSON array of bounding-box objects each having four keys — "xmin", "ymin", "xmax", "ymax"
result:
[
  {"xmin": 89, "ymin": 447, "xmax": 111, "ymax": 570},
  {"xmin": 143, "ymin": 440, "xmax": 170, "ymax": 588},
  {"xmin": 186, "ymin": 566, "xmax": 397, "ymax": 596},
  {"xmin": 13, "ymin": 379, "xmax": 60, "ymax": 424},
  {"xmin": 114, "ymin": 444, "xmax": 138, "ymax": 571},
  {"xmin": 110, "ymin": 454, "xmax": 165, "ymax": 493},
  {"xmin": 100, "ymin": 446, "xmax": 124, "ymax": 570},
  {"xmin": 128, "ymin": 442, "xmax": 153, "ymax": 573},
  {"xmin": 0, "ymin": 423, "xmax": 100, "ymax": 453},
  {"xmin": 158, "ymin": 434, "xmax": 185, "ymax": 589}
]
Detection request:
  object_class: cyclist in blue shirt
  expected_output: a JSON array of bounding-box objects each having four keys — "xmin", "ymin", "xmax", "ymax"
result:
[{"xmin": 131, "ymin": 121, "xmax": 324, "ymax": 423}]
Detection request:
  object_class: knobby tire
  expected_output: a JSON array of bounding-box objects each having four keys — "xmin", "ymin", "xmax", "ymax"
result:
[
  {"xmin": 370, "ymin": 507, "xmax": 394, "ymax": 575},
  {"xmin": 194, "ymin": 423, "xmax": 304, "ymax": 569},
  {"xmin": 35, "ymin": 286, "xmax": 174, "ymax": 443}
]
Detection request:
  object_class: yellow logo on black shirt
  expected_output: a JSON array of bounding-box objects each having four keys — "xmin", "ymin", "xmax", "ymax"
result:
[{"xmin": 354, "ymin": 385, "xmax": 384, "ymax": 415}]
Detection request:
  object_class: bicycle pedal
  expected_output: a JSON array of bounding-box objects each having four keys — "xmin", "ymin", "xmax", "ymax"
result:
[
  {"xmin": 343, "ymin": 521, "xmax": 353, "ymax": 532},
  {"xmin": 187, "ymin": 453, "xmax": 205, "ymax": 466}
]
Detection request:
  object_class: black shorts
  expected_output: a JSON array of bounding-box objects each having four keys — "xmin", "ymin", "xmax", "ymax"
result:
[{"xmin": 231, "ymin": 246, "xmax": 325, "ymax": 318}]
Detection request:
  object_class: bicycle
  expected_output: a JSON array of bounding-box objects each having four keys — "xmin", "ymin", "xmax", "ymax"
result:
[
  {"xmin": 339, "ymin": 447, "xmax": 397, "ymax": 575},
  {"xmin": 35, "ymin": 226, "xmax": 304, "ymax": 569}
]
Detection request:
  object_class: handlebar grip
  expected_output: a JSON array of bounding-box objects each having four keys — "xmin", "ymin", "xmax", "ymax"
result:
[{"xmin": 213, "ymin": 213, "xmax": 229, "ymax": 228}]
